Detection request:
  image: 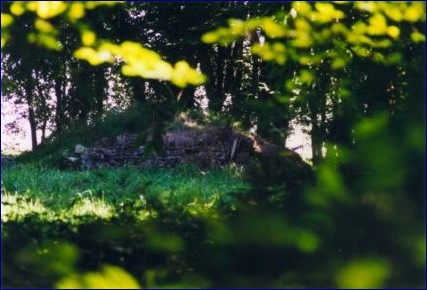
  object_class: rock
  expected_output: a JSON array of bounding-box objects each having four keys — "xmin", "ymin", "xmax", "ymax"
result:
[
  {"xmin": 75, "ymin": 144, "xmax": 88, "ymax": 154},
  {"xmin": 62, "ymin": 126, "xmax": 309, "ymax": 172}
]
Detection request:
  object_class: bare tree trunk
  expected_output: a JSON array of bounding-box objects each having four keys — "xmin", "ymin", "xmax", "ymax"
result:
[
  {"xmin": 41, "ymin": 117, "xmax": 47, "ymax": 143},
  {"xmin": 310, "ymin": 120, "xmax": 323, "ymax": 166},
  {"xmin": 24, "ymin": 82, "xmax": 38, "ymax": 150},
  {"xmin": 28, "ymin": 103, "xmax": 38, "ymax": 150}
]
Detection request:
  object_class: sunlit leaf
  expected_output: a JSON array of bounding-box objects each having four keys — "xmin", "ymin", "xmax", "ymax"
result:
[
  {"xmin": 35, "ymin": 19, "xmax": 56, "ymax": 34},
  {"xmin": 36, "ymin": 34, "xmax": 62, "ymax": 51},
  {"xmin": 331, "ymin": 23, "xmax": 347, "ymax": 35},
  {"xmin": 313, "ymin": 2, "xmax": 344, "ymax": 23},
  {"xmin": 383, "ymin": 5, "xmax": 403, "ymax": 22},
  {"xmin": 10, "ymin": 2, "xmax": 25, "ymax": 16},
  {"xmin": 299, "ymin": 70, "xmax": 314, "ymax": 84},
  {"xmin": 367, "ymin": 13, "xmax": 388, "ymax": 35},
  {"xmin": 411, "ymin": 31, "xmax": 426, "ymax": 43},
  {"xmin": 172, "ymin": 61, "xmax": 206, "ymax": 88},
  {"xmin": 351, "ymin": 45, "xmax": 372, "ymax": 57},
  {"xmin": 85, "ymin": 1, "xmax": 122, "ymax": 10},
  {"xmin": 246, "ymin": 18, "xmax": 263, "ymax": 30},
  {"xmin": 228, "ymin": 18, "xmax": 246, "ymax": 35},
  {"xmin": 81, "ymin": 29, "xmax": 96, "ymax": 46},
  {"xmin": 403, "ymin": 2, "xmax": 426, "ymax": 22},
  {"xmin": 331, "ymin": 57, "xmax": 346, "ymax": 70},
  {"xmin": 292, "ymin": 32, "xmax": 313, "ymax": 48},
  {"xmin": 68, "ymin": 3, "xmax": 85, "ymax": 21},
  {"xmin": 27, "ymin": 1, "xmax": 67, "ymax": 19},
  {"xmin": 386, "ymin": 26, "xmax": 400, "ymax": 39},
  {"xmin": 292, "ymin": 1, "xmax": 312, "ymax": 17},
  {"xmin": 1, "ymin": 13, "xmax": 14, "ymax": 28},
  {"xmin": 98, "ymin": 42, "xmax": 121, "ymax": 55},
  {"xmin": 261, "ymin": 18, "xmax": 287, "ymax": 38},
  {"xmin": 57, "ymin": 265, "xmax": 141, "ymax": 289},
  {"xmin": 351, "ymin": 21, "xmax": 367, "ymax": 35},
  {"xmin": 336, "ymin": 259, "xmax": 390, "ymax": 288},
  {"xmin": 1, "ymin": 35, "xmax": 8, "ymax": 48},
  {"xmin": 371, "ymin": 39, "xmax": 392, "ymax": 48},
  {"xmin": 201, "ymin": 31, "xmax": 219, "ymax": 44},
  {"xmin": 140, "ymin": 60, "xmax": 174, "ymax": 80},
  {"xmin": 355, "ymin": 2, "xmax": 378, "ymax": 13},
  {"xmin": 73, "ymin": 47, "xmax": 113, "ymax": 66},
  {"xmin": 252, "ymin": 43, "xmax": 270, "ymax": 60},
  {"xmin": 294, "ymin": 18, "xmax": 311, "ymax": 31}
]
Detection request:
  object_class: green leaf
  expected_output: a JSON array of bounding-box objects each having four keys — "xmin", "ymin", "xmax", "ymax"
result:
[
  {"xmin": 336, "ymin": 259, "xmax": 390, "ymax": 288},
  {"xmin": 57, "ymin": 265, "xmax": 141, "ymax": 289}
]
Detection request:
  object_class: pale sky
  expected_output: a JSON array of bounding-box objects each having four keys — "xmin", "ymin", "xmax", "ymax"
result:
[{"xmin": 1, "ymin": 98, "xmax": 33, "ymax": 153}]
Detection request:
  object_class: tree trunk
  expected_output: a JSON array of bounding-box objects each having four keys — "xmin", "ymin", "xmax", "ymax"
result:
[
  {"xmin": 25, "ymin": 80, "xmax": 38, "ymax": 150},
  {"xmin": 310, "ymin": 120, "xmax": 323, "ymax": 166},
  {"xmin": 54, "ymin": 76, "xmax": 64, "ymax": 134},
  {"xmin": 27, "ymin": 100, "xmax": 38, "ymax": 150},
  {"xmin": 41, "ymin": 117, "xmax": 47, "ymax": 143}
]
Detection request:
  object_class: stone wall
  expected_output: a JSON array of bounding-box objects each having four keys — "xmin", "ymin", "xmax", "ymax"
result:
[{"xmin": 62, "ymin": 126, "xmax": 302, "ymax": 170}]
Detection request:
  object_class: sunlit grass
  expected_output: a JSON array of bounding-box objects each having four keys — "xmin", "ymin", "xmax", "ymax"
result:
[
  {"xmin": 1, "ymin": 163, "xmax": 247, "ymax": 223},
  {"xmin": 1, "ymin": 193, "xmax": 48, "ymax": 222}
]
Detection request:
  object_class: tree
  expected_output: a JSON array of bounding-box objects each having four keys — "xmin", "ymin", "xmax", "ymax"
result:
[
  {"xmin": 1, "ymin": 2, "xmax": 205, "ymax": 149},
  {"xmin": 201, "ymin": 2, "xmax": 425, "ymax": 287}
]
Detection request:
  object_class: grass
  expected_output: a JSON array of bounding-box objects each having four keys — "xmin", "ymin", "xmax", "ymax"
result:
[{"xmin": 1, "ymin": 163, "xmax": 248, "ymax": 223}]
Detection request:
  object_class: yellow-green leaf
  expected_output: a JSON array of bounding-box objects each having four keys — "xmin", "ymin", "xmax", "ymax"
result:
[
  {"xmin": 336, "ymin": 259, "xmax": 390, "ymax": 288},
  {"xmin": 172, "ymin": 61, "xmax": 206, "ymax": 88},
  {"xmin": 1, "ymin": 35, "xmax": 9, "ymax": 48},
  {"xmin": 383, "ymin": 5, "xmax": 403, "ymax": 22},
  {"xmin": 35, "ymin": 19, "xmax": 56, "ymax": 34},
  {"xmin": 81, "ymin": 30, "xmax": 96, "ymax": 46},
  {"xmin": 98, "ymin": 42, "xmax": 121, "ymax": 55},
  {"xmin": 299, "ymin": 70, "xmax": 314, "ymax": 84},
  {"xmin": 28, "ymin": 1, "xmax": 67, "ymax": 19},
  {"xmin": 228, "ymin": 18, "xmax": 246, "ymax": 35},
  {"xmin": 292, "ymin": 32, "xmax": 313, "ymax": 48},
  {"xmin": 368, "ymin": 13, "xmax": 388, "ymax": 35},
  {"xmin": 10, "ymin": 2, "xmax": 25, "ymax": 16},
  {"xmin": 411, "ymin": 31, "xmax": 426, "ymax": 43},
  {"xmin": 312, "ymin": 3, "xmax": 344, "ymax": 23},
  {"xmin": 201, "ymin": 31, "xmax": 219, "ymax": 44},
  {"xmin": 1, "ymin": 13, "xmax": 14, "ymax": 28},
  {"xmin": 404, "ymin": 2, "xmax": 426, "ymax": 22},
  {"xmin": 386, "ymin": 26, "xmax": 400, "ymax": 39},
  {"xmin": 355, "ymin": 2, "xmax": 378, "ymax": 13},
  {"xmin": 57, "ymin": 265, "xmax": 141, "ymax": 289},
  {"xmin": 68, "ymin": 2, "xmax": 85, "ymax": 21},
  {"xmin": 331, "ymin": 57, "xmax": 347, "ymax": 70},
  {"xmin": 73, "ymin": 47, "xmax": 113, "ymax": 65},
  {"xmin": 261, "ymin": 18, "xmax": 287, "ymax": 38},
  {"xmin": 294, "ymin": 18, "xmax": 311, "ymax": 31},
  {"xmin": 292, "ymin": 1, "xmax": 312, "ymax": 17}
]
